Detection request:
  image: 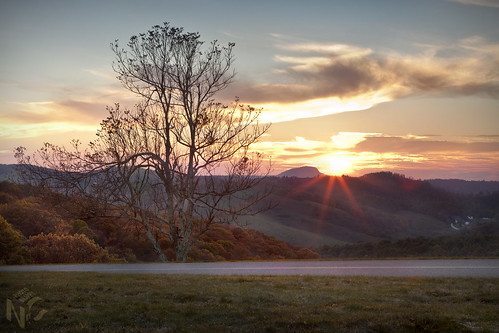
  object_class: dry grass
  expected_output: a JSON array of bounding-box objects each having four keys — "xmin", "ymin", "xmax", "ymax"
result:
[{"xmin": 0, "ymin": 272, "xmax": 498, "ymax": 332}]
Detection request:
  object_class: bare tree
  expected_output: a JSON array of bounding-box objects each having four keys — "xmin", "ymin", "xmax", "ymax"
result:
[{"xmin": 16, "ymin": 23, "xmax": 271, "ymax": 262}]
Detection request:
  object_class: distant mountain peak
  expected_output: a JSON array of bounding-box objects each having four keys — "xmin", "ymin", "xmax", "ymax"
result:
[{"xmin": 277, "ymin": 166, "xmax": 323, "ymax": 178}]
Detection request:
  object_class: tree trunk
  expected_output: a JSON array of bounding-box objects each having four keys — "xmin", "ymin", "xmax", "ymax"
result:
[
  {"xmin": 175, "ymin": 239, "xmax": 190, "ymax": 262},
  {"xmin": 145, "ymin": 228, "xmax": 168, "ymax": 262}
]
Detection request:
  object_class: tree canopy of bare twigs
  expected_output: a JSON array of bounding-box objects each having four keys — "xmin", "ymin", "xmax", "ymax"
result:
[{"xmin": 16, "ymin": 22, "xmax": 271, "ymax": 261}]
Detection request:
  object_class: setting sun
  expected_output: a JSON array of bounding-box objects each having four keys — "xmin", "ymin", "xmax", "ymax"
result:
[{"xmin": 323, "ymin": 155, "xmax": 353, "ymax": 176}]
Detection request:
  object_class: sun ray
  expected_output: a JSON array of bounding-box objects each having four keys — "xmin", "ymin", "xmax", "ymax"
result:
[
  {"xmin": 274, "ymin": 174, "xmax": 329, "ymax": 210},
  {"xmin": 337, "ymin": 176, "xmax": 364, "ymax": 219},
  {"xmin": 316, "ymin": 175, "xmax": 336, "ymax": 233}
]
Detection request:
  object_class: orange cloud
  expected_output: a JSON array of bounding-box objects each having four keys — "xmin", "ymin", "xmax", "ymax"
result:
[
  {"xmin": 0, "ymin": 100, "xmax": 107, "ymax": 139},
  {"xmin": 251, "ymin": 133, "xmax": 499, "ymax": 180},
  {"xmin": 228, "ymin": 37, "xmax": 499, "ymax": 124},
  {"xmin": 351, "ymin": 136, "xmax": 499, "ymax": 154}
]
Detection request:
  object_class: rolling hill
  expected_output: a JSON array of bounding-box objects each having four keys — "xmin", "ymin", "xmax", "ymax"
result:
[
  {"xmin": 428, "ymin": 178, "xmax": 499, "ymax": 195},
  {"xmin": 0, "ymin": 164, "xmax": 18, "ymax": 182},
  {"xmin": 2, "ymin": 164, "xmax": 498, "ymax": 250},
  {"xmin": 277, "ymin": 166, "xmax": 323, "ymax": 178},
  {"xmin": 246, "ymin": 171, "xmax": 499, "ymax": 247}
]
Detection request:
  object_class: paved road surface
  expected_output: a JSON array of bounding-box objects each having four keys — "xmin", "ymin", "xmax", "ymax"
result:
[{"xmin": 1, "ymin": 259, "xmax": 498, "ymax": 277}]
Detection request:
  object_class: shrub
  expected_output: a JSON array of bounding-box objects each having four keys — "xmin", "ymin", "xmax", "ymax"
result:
[
  {"xmin": 0, "ymin": 215, "xmax": 31, "ymax": 264},
  {"xmin": 0, "ymin": 197, "xmax": 68, "ymax": 237},
  {"xmin": 189, "ymin": 224, "xmax": 320, "ymax": 261},
  {"xmin": 27, "ymin": 233, "xmax": 114, "ymax": 264}
]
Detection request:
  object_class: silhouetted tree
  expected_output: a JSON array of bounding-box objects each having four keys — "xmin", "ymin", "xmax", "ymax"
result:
[{"xmin": 16, "ymin": 22, "xmax": 270, "ymax": 262}]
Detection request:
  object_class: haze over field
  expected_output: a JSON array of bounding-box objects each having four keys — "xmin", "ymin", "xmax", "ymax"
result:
[{"xmin": 1, "ymin": 0, "xmax": 498, "ymax": 179}]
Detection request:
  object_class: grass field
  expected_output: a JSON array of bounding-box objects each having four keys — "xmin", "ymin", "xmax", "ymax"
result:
[{"xmin": 0, "ymin": 272, "xmax": 498, "ymax": 332}]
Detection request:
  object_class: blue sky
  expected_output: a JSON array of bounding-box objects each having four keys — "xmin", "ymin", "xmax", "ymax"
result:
[{"xmin": 1, "ymin": 0, "xmax": 498, "ymax": 179}]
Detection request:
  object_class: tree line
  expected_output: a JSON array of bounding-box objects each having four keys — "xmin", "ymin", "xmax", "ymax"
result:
[{"xmin": 316, "ymin": 222, "xmax": 499, "ymax": 259}]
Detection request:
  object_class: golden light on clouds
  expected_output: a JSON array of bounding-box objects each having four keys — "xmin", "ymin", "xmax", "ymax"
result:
[
  {"xmin": 0, "ymin": 121, "xmax": 98, "ymax": 139},
  {"xmin": 277, "ymin": 42, "xmax": 372, "ymax": 59},
  {"xmin": 1, "ymin": 1, "xmax": 498, "ymax": 181},
  {"xmin": 0, "ymin": 100, "xmax": 103, "ymax": 139},
  {"xmin": 330, "ymin": 132, "xmax": 373, "ymax": 149},
  {"xmin": 239, "ymin": 37, "xmax": 499, "ymax": 126},
  {"xmin": 250, "ymin": 131, "xmax": 499, "ymax": 180},
  {"xmin": 257, "ymin": 94, "xmax": 390, "ymax": 123},
  {"xmin": 253, "ymin": 134, "xmax": 374, "ymax": 175}
]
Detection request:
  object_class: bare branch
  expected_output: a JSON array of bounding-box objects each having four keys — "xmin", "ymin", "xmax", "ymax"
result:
[{"xmin": 18, "ymin": 22, "xmax": 271, "ymax": 262}]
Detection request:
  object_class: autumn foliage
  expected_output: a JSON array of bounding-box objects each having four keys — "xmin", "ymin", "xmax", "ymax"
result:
[
  {"xmin": 0, "ymin": 181, "xmax": 319, "ymax": 263},
  {"xmin": 27, "ymin": 233, "xmax": 114, "ymax": 264},
  {"xmin": 0, "ymin": 215, "xmax": 30, "ymax": 264},
  {"xmin": 190, "ymin": 224, "xmax": 319, "ymax": 261}
]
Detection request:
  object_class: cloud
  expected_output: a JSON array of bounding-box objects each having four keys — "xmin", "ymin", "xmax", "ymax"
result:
[
  {"xmin": 234, "ymin": 37, "xmax": 499, "ymax": 108},
  {"xmin": 252, "ymin": 133, "xmax": 377, "ymax": 174},
  {"xmin": 249, "ymin": 132, "xmax": 499, "ymax": 179},
  {"xmin": 356, "ymin": 153, "xmax": 499, "ymax": 181},
  {"xmin": 0, "ymin": 66, "xmax": 141, "ymax": 139},
  {"xmin": 0, "ymin": 122, "xmax": 98, "ymax": 139},
  {"xmin": 351, "ymin": 135, "xmax": 499, "ymax": 154},
  {"xmin": 245, "ymin": 95, "xmax": 383, "ymax": 123},
  {"xmin": 0, "ymin": 99, "xmax": 108, "ymax": 139},
  {"xmin": 2, "ymin": 100, "xmax": 106, "ymax": 124},
  {"xmin": 279, "ymin": 43, "xmax": 372, "ymax": 58},
  {"xmin": 448, "ymin": 0, "xmax": 499, "ymax": 8},
  {"xmin": 55, "ymin": 100, "xmax": 109, "ymax": 121}
]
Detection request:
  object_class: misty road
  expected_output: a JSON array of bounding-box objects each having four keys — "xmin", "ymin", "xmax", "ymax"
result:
[{"xmin": 1, "ymin": 259, "xmax": 498, "ymax": 277}]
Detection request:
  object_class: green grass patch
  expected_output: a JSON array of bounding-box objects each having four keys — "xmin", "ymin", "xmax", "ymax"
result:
[{"xmin": 1, "ymin": 272, "xmax": 497, "ymax": 332}]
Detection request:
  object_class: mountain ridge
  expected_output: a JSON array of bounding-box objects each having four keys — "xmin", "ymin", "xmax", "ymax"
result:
[
  {"xmin": 3, "ymin": 163, "xmax": 499, "ymax": 192},
  {"xmin": 248, "ymin": 171, "xmax": 499, "ymax": 247},
  {"xmin": 1, "ymin": 164, "xmax": 497, "ymax": 248},
  {"xmin": 277, "ymin": 166, "xmax": 323, "ymax": 178},
  {"xmin": 427, "ymin": 178, "xmax": 499, "ymax": 195}
]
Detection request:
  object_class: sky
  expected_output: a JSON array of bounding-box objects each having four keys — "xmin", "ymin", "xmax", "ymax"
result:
[{"xmin": 1, "ymin": 0, "xmax": 498, "ymax": 180}]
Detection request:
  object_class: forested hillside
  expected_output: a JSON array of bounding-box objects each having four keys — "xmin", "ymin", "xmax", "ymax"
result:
[
  {"xmin": 0, "ymin": 182, "xmax": 318, "ymax": 264},
  {"xmin": 428, "ymin": 178, "xmax": 499, "ymax": 195},
  {"xmin": 316, "ymin": 222, "xmax": 499, "ymax": 259},
  {"xmin": 1, "ymin": 166, "xmax": 498, "ymax": 264},
  {"xmin": 249, "ymin": 172, "xmax": 499, "ymax": 247}
]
